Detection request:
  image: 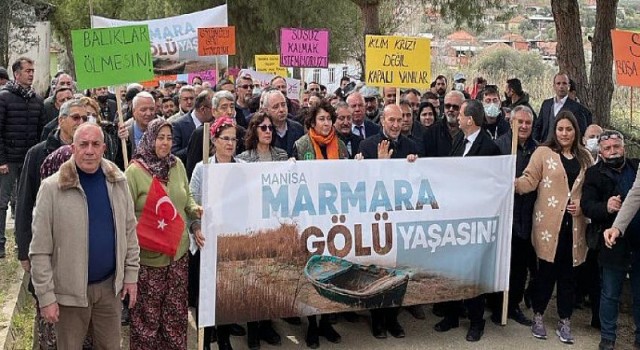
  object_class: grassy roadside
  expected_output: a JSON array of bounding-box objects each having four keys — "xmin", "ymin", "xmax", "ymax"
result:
[{"xmin": 0, "ymin": 230, "xmax": 35, "ymax": 350}]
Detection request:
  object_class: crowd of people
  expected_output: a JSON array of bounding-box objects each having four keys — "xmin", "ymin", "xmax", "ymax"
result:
[{"xmin": 0, "ymin": 56, "xmax": 638, "ymax": 350}]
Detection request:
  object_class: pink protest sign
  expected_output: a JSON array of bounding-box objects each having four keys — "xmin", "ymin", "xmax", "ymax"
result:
[
  {"xmin": 188, "ymin": 70, "xmax": 217, "ymax": 86},
  {"xmin": 280, "ymin": 28, "xmax": 330, "ymax": 68}
]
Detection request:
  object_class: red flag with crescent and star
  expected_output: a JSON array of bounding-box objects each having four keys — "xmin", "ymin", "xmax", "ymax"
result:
[{"xmin": 136, "ymin": 177, "xmax": 185, "ymax": 256}]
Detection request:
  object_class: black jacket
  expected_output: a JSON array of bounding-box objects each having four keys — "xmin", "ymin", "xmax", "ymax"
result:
[
  {"xmin": 449, "ymin": 128, "xmax": 501, "ymax": 157},
  {"xmin": 273, "ymin": 119, "xmax": 305, "ymax": 158},
  {"xmin": 405, "ymin": 120, "xmax": 428, "ymax": 156},
  {"xmin": 185, "ymin": 124, "xmax": 246, "ymax": 180},
  {"xmin": 171, "ymin": 112, "xmax": 197, "ymax": 165},
  {"xmin": 482, "ymin": 113, "xmax": 510, "ymax": 141},
  {"xmin": 424, "ymin": 117, "xmax": 458, "ymax": 157},
  {"xmin": 337, "ymin": 131, "xmax": 363, "ymax": 159},
  {"xmin": 358, "ymin": 132, "xmax": 419, "ymax": 159},
  {"xmin": 581, "ymin": 159, "xmax": 640, "ymax": 270},
  {"xmin": 496, "ymin": 131, "xmax": 538, "ymax": 239},
  {"xmin": 533, "ymin": 97, "xmax": 589, "ymax": 143},
  {"xmin": 15, "ymin": 131, "xmax": 64, "ymax": 260},
  {"xmin": 0, "ymin": 84, "xmax": 46, "ymax": 164},
  {"xmin": 509, "ymin": 93, "xmax": 538, "ymax": 120},
  {"xmin": 352, "ymin": 119, "xmax": 380, "ymax": 139},
  {"xmin": 42, "ymin": 95, "xmax": 58, "ymax": 124}
]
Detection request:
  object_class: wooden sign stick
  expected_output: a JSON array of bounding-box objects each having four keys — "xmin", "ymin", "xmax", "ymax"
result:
[{"xmin": 115, "ymin": 85, "xmax": 128, "ymax": 166}]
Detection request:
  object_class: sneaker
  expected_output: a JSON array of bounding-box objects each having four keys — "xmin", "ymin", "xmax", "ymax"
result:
[
  {"xmin": 556, "ymin": 318, "xmax": 574, "ymax": 344},
  {"xmin": 531, "ymin": 313, "xmax": 547, "ymax": 339},
  {"xmin": 598, "ymin": 338, "xmax": 615, "ymax": 350}
]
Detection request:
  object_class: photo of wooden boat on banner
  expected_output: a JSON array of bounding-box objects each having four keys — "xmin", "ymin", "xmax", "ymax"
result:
[{"xmin": 198, "ymin": 157, "xmax": 515, "ymax": 327}]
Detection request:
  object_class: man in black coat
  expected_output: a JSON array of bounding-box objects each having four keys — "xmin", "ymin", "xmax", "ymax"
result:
[
  {"xmin": 0, "ymin": 57, "xmax": 46, "ymax": 258},
  {"xmin": 357, "ymin": 104, "xmax": 418, "ymax": 340},
  {"xmin": 504, "ymin": 78, "xmax": 537, "ymax": 120},
  {"xmin": 436, "ymin": 99, "xmax": 500, "ymax": 343},
  {"xmin": 263, "ymin": 89, "xmax": 304, "ymax": 157},
  {"xmin": 171, "ymin": 90, "xmax": 213, "ymax": 165},
  {"xmin": 424, "ymin": 90, "xmax": 464, "ymax": 157},
  {"xmin": 533, "ymin": 73, "xmax": 589, "ymax": 143},
  {"xmin": 495, "ymin": 105, "xmax": 538, "ymax": 327},
  {"xmin": 399, "ymin": 100, "xmax": 427, "ymax": 156},
  {"xmin": 581, "ymin": 130, "xmax": 640, "ymax": 350}
]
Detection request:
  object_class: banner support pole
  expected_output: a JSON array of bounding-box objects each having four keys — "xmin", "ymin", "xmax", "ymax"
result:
[
  {"xmin": 197, "ymin": 122, "xmax": 210, "ymax": 350},
  {"xmin": 116, "ymin": 85, "xmax": 128, "ymax": 166}
]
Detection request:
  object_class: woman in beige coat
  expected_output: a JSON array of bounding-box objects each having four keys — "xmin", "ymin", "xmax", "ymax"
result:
[{"xmin": 515, "ymin": 111, "xmax": 592, "ymax": 344}]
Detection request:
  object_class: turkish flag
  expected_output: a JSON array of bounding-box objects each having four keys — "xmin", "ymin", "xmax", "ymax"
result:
[{"xmin": 136, "ymin": 177, "xmax": 185, "ymax": 256}]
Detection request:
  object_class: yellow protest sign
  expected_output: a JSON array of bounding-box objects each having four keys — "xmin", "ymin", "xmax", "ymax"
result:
[
  {"xmin": 255, "ymin": 55, "xmax": 288, "ymax": 76},
  {"xmin": 365, "ymin": 35, "xmax": 431, "ymax": 88}
]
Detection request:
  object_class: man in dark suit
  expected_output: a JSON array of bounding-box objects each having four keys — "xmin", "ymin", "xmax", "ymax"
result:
[
  {"xmin": 435, "ymin": 99, "xmax": 501, "ymax": 343},
  {"xmin": 533, "ymin": 73, "xmax": 589, "ymax": 143},
  {"xmin": 347, "ymin": 91, "xmax": 380, "ymax": 139},
  {"xmin": 171, "ymin": 90, "xmax": 213, "ymax": 165},
  {"xmin": 260, "ymin": 89, "xmax": 304, "ymax": 157},
  {"xmin": 399, "ymin": 99, "xmax": 427, "ymax": 156},
  {"xmin": 424, "ymin": 90, "xmax": 464, "ymax": 157},
  {"xmin": 357, "ymin": 104, "xmax": 418, "ymax": 340}
]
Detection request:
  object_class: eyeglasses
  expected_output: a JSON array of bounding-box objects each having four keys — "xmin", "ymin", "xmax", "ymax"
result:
[
  {"xmin": 239, "ymin": 84, "xmax": 254, "ymax": 90},
  {"xmin": 218, "ymin": 136, "xmax": 237, "ymax": 143},
  {"xmin": 444, "ymin": 103, "xmax": 460, "ymax": 111},
  {"xmin": 69, "ymin": 114, "xmax": 88, "ymax": 122},
  {"xmin": 309, "ymin": 88, "xmax": 320, "ymax": 92},
  {"xmin": 598, "ymin": 131, "xmax": 624, "ymax": 142},
  {"xmin": 258, "ymin": 124, "xmax": 275, "ymax": 132}
]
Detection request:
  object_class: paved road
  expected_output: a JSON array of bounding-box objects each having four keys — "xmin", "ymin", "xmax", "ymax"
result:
[{"xmin": 186, "ymin": 303, "xmax": 636, "ymax": 350}]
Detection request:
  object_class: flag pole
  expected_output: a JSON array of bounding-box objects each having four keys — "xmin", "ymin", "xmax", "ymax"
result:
[
  {"xmin": 501, "ymin": 117, "xmax": 519, "ymax": 326},
  {"xmin": 116, "ymin": 86, "xmax": 129, "ymax": 166},
  {"xmin": 197, "ymin": 122, "xmax": 210, "ymax": 350}
]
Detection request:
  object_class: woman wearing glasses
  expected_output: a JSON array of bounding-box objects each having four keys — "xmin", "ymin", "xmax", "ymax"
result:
[
  {"xmin": 515, "ymin": 111, "xmax": 592, "ymax": 345},
  {"xmin": 237, "ymin": 112, "xmax": 288, "ymax": 163},
  {"xmin": 190, "ymin": 117, "xmax": 245, "ymax": 350},
  {"xmin": 235, "ymin": 112, "xmax": 288, "ymax": 349}
]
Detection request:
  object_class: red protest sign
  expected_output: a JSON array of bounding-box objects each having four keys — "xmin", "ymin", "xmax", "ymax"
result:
[{"xmin": 198, "ymin": 26, "xmax": 236, "ymax": 56}]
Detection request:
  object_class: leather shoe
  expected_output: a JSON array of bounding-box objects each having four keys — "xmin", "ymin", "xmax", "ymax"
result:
[
  {"xmin": 387, "ymin": 320, "xmax": 405, "ymax": 338},
  {"xmin": 490, "ymin": 312, "xmax": 502, "ymax": 325},
  {"xmin": 598, "ymin": 339, "xmax": 615, "ymax": 350},
  {"xmin": 405, "ymin": 305, "xmax": 426, "ymax": 320},
  {"xmin": 218, "ymin": 335, "xmax": 233, "ymax": 350},
  {"xmin": 259, "ymin": 321, "xmax": 281, "ymax": 346},
  {"xmin": 319, "ymin": 320, "xmax": 341, "ymax": 343},
  {"xmin": 305, "ymin": 323, "xmax": 319, "ymax": 349},
  {"xmin": 508, "ymin": 308, "xmax": 533, "ymax": 327},
  {"xmin": 434, "ymin": 317, "xmax": 459, "ymax": 332},
  {"xmin": 247, "ymin": 324, "xmax": 260, "ymax": 350},
  {"xmin": 465, "ymin": 321, "xmax": 485, "ymax": 342},
  {"xmin": 283, "ymin": 316, "xmax": 302, "ymax": 325}
]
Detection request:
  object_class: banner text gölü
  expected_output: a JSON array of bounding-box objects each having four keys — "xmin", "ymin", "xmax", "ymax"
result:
[{"xmin": 197, "ymin": 156, "xmax": 515, "ymax": 326}]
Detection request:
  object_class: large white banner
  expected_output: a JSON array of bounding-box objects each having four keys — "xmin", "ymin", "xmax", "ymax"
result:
[
  {"xmin": 91, "ymin": 6, "xmax": 228, "ymax": 75},
  {"xmin": 199, "ymin": 156, "xmax": 516, "ymax": 326}
]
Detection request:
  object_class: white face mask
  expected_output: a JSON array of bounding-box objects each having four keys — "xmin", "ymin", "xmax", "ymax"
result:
[
  {"xmin": 586, "ymin": 138, "xmax": 599, "ymax": 153},
  {"xmin": 483, "ymin": 103, "xmax": 501, "ymax": 118}
]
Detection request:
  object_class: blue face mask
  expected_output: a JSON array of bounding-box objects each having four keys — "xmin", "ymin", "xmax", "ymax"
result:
[{"xmin": 483, "ymin": 103, "xmax": 501, "ymax": 118}]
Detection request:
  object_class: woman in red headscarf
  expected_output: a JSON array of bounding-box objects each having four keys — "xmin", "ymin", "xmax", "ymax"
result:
[{"xmin": 126, "ymin": 118, "xmax": 202, "ymax": 349}]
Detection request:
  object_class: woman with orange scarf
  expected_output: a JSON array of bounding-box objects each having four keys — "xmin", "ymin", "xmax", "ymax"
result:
[
  {"xmin": 293, "ymin": 100, "xmax": 348, "ymax": 348},
  {"xmin": 293, "ymin": 100, "xmax": 348, "ymax": 161}
]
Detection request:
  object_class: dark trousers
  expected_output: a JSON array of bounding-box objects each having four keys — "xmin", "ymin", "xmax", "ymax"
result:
[
  {"xmin": 509, "ymin": 235, "xmax": 536, "ymax": 311},
  {"xmin": 600, "ymin": 252, "xmax": 640, "ymax": 343},
  {"xmin": 576, "ymin": 248, "xmax": 601, "ymax": 321},
  {"xmin": 0, "ymin": 162, "xmax": 21, "ymax": 250},
  {"xmin": 533, "ymin": 214, "xmax": 575, "ymax": 319},
  {"xmin": 440, "ymin": 295, "xmax": 485, "ymax": 326},
  {"xmin": 371, "ymin": 307, "xmax": 400, "ymax": 327}
]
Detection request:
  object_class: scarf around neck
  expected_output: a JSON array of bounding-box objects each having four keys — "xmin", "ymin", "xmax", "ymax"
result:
[{"xmin": 309, "ymin": 128, "xmax": 339, "ymax": 160}]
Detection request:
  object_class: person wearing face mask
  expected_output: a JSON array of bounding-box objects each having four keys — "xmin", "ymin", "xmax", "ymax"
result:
[
  {"xmin": 583, "ymin": 124, "xmax": 603, "ymax": 161},
  {"xmin": 582, "ymin": 130, "xmax": 640, "ymax": 350},
  {"xmin": 479, "ymin": 86, "xmax": 510, "ymax": 140}
]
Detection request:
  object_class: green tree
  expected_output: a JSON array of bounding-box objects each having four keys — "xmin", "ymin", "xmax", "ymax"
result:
[{"xmin": 472, "ymin": 46, "xmax": 553, "ymax": 82}]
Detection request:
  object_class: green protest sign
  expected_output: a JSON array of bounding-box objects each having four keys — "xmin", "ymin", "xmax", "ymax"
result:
[{"xmin": 72, "ymin": 25, "xmax": 154, "ymax": 89}]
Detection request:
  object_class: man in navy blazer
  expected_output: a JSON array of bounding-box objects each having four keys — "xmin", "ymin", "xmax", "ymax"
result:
[
  {"xmin": 171, "ymin": 90, "xmax": 213, "ymax": 165},
  {"xmin": 533, "ymin": 73, "xmax": 589, "ymax": 143},
  {"xmin": 347, "ymin": 91, "xmax": 380, "ymax": 139}
]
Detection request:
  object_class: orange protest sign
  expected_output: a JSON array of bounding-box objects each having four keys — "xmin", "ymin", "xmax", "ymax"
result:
[
  {"xmin": 612, "ymin": 29, "xmax": 640, "ymax": 87},
  {"xmin": 198, "ymin": 26, "xmax": 236, "ymax": 56}
]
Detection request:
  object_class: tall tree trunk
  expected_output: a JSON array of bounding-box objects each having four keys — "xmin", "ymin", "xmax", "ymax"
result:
[
  {"xmin": 352, "ymin": 0, "xmax": 380, "ymax": 80},
  {"xmin": 589, "ymin": 0, "xmax": 618, "ymax": 127},
  {"xmin": 551, "ymin": 0, "xmax": 589, "ymax": 110}
]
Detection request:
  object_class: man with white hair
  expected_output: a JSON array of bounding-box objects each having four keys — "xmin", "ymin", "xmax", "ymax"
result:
[
  {"xmin": 167, "ymin": 85, "xmax": 196, "ymax": 123},
  {"xmin": 127, "ymin": 92, "xmax": 157, "ymax": 155},
  {"xmin": 262, "ymin": 89, "xmax": 304, "ymax": 157}
]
